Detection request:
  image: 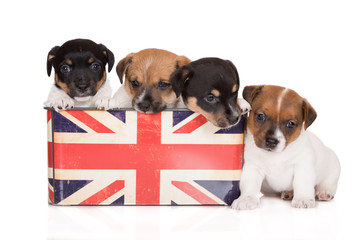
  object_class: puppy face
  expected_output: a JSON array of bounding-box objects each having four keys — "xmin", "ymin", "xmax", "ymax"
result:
[
  {"xmin": 47, "ymin": 39, "xmax": 114, "ymax": 101},
  {"xmin": 116, "ymin": 49, "xmax": 190, "ymax": 113},
  {"xmin": 243, "ymin": 85, "xmax": 317, "ymax": 152},
  {"xmin": 170, "ymin": 58, "xmax": 241, "ymax": 128}
]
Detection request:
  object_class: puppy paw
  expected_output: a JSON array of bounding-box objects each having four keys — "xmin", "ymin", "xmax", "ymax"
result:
[
  {"xmin": 316, "ymin": 190, "xmax": 334, "ymax": 201},
  {"xmin": 291, "ymin": 198, "xmax": 316, "ymax": 208},
  {"xmin": 231, "ymin": 196, "xmax": 260, "ymax": 210},
  {"xmin": 45, "ymin": 98, "xmax": 74, "ymax": 111},
  {"xmin": 281, "ymin": 190, "xmax": 294, "ymax": 200},
  {"xmin": 95, "ymin": 98, "xmax": 120, "ymax": 110},
  {"xmin": 238, "ymin": 98, "xmax": 251, "ymax": 115}
]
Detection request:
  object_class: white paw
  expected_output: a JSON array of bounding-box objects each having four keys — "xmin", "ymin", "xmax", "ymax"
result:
[
  {"xmin": 291, "ymin": 198, "xmax": 316, "ymax": 208},
  {"xmin": 44, "ymin": 98, "xmax": 74, "ymax": 111},
  {"xmin": 95, "ymin": 98, "xmax": 120, "ymax": 110},
  {"xmin": 238, "ymin": 98, "xmax": 251, "ymax": 115},
  {"xmin": 231, "ymin": 196, "xmax": 260, "ymax": 210}
]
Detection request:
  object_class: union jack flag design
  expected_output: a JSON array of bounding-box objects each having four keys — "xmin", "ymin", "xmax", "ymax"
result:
[{"xmin": 47, "ymin": 109, "xmax": 244, "ymax": 205}]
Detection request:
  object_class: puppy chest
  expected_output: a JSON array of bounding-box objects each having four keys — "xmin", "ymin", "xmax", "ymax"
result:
[
  {"xmin": 263, "ymin": 165, "xmax": 294, "ymax": 191},
  {"xmin": 46, "ymin": 108, "xmax": 246, "ymax": 206}
]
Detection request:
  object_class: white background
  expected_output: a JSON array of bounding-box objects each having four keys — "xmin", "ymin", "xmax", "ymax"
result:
[{"xmin": 1, "ymin": 0, "xmax": 359, "ymax": 239}]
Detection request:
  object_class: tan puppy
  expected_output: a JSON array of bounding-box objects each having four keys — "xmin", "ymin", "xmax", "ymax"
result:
[
  {"xmin": 231, "ymin": 85, "xmax": 340, "ymax": 209},
  {"xmin": 112, "ymin": 49, "xmax": 190, "ymax": 113}
]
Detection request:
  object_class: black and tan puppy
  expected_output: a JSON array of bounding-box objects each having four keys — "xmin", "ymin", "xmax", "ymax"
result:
[
  {"xmin": 112, "ymin": 48, "xmax": 190, "ymax": 113},
  {"xmin": 170, "ymin": 58, "xmax": 250, "ymax": 128},
  {"xmin": 45, "ymin": 38, "xmax": 115, "ymax": 110}
]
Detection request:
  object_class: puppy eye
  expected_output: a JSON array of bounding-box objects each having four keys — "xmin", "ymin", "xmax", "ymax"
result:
[
  {"xmin": 256, "ymin": 113, "xmax": 266, "ymax": 122},
  {"xmin": 60, "ymin": 65, "xmax": 71, "ymax": 73},
  {"xmin": 286, "ymin": 120, "xmax": 297, "ymax": 129},
  {"xmin": 90, "ymin": 62, "xmax": 101, "ymax": 71},
  {"xmin": 204, "ymin": 94, "xmax": 218, "ymax": 104},
  {"xmin": 130, "ymin": 80, "xmax": 140, "ymax": 88},
  {"xmin": 157, "ymin": 81, "xmax": 170, "ymax": 90}
]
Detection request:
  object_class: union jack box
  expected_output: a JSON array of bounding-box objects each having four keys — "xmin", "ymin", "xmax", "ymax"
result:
[{"xmin": 47, "ymin": 108, "xmax": 245, "ymax": 206}]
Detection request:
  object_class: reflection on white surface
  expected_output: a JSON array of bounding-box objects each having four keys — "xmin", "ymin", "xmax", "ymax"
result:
[{"xmin": 48, "ymin": 196, "xmax": 345, "ymax": 240}]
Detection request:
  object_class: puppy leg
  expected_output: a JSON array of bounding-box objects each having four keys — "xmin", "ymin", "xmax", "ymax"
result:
[
  {"xmin": 92, "ymin": 79, "xmax": 116, "ymax": 110},
  {"xmin": 237, "ymin": 98, "xmax": 251, "ymax": 115},
  {"xmin": 292, "ymin": 165, "xmax": 316, "ymax": 208},
  {"xmin": 111, "ymin": 85, "xmax": 133, "ymax": 109},
  {"xmin": 316, "ymin": 151, "xmax": 340, "ymax": 201},
  {"xmin": 44, "ymin": 85, "xmax": 74, "ymax": 111},
  {"xmin": 231, "ymin": 164, "xmax": 264, "ymax": 210}
]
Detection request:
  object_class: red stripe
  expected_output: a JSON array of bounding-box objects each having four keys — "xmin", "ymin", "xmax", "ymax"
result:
[
  {"xmin": 67, "ymin": 111, "xmax": 114, "ymax": 133},
  {"xmin": 80, "ymin": 180, "xmax": 125, "ymax": 205},
  {"xmin": 48, "ymin": 142, "xmax": 53, "ymax": 168},
  {"xmin": 173, "ymin": 115, "xmax": 208, "ymax": 133},
  {"xmin": 172, "ymin": 181, "xmax": 219, "ymax": 204},
  {"xmin": 48, "ymin": 187, "xmax": 54, "ymax": 203},
  {"xmin": 47, "ymin": 110, "xmax": 51, "ymax": 122}
]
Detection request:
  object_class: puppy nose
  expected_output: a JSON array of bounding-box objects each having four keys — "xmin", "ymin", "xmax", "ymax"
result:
[
  {"xmin": 227, "ymin": 115, "xmax": 239, "ymax": 125},
  {"xmin": 77, "ymin": 84, "xmax": 88, "ymax": 91},
  {"xmin": 265, "ymin": 137, "xmax": 279, "ymax": 149},
  {"xmin": 138, "ymin": 101, "xmax": 151, "ymax": 112}
]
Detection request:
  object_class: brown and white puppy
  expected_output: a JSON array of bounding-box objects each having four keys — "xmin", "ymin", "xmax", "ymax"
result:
[
  {"xmin": 231, "ymin": 85, "xmax": 340, "ymax": 210},
  {"xmin": 45, "ymin": 39, "xmax": 115, "ymax": 111},
  {"xmin": 170, "ymin": 58, "xmax": 250, "ymax": 128},
  {"xmin": 112, "ymin": 48, "xmax": 190, "ymax": 113}
]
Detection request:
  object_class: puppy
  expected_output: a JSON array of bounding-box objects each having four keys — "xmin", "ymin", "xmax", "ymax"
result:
[
  {"xmin": 231, "ymin": 85, "xmax": 340, "ymax": 209},
  {"xmin": 45, "ymin": 38, "xmax": 115, "ymax": 111},
  {"xmin": 112, "ymin": 48, "xmax": 190, "ymax": 113},
  {"xmin": 170, "ymin": 58, "xmax": 250, "ymax": 128}
]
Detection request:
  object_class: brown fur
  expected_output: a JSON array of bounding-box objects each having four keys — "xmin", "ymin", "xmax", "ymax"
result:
[
  {"xmin": 116, "ymin": 48, "xmax": 190, "ymax": 112},
  {"xmin": 244, "ymin": 85, "xmax": 317, "ymax": 150},
  {"xmin": 55, "ymin": 73, "xmax": 70, "ymax": 95}
]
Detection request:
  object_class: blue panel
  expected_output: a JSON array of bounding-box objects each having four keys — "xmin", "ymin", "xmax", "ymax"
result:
[
  {"xmin": 53, "ymin": 111, "xmax": 86, "ymax": 133},
  {"xmin": 172, "ymin": 111, "xmax": 194, "ymax": 127},
  {"xmin": 111, "ymin": 195, "xmax": 125, "ymax": 205},
  {"xmin": 194, "ymin": 180, "xmax": 240, "ymax": 205},
  {"xmin": 108, "ymin": 110, "xmax": 126, "ymax": 123},
  {"xmin": 54, "ymin": 180, "xmax": 92, "ymax": 204}
]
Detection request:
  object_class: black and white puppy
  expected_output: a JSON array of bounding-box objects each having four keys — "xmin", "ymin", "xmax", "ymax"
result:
[
  {"xmin": 170, "ymin": 58, "xmax": 250, "ymax": 128},
  {"xmin": 45, "ymin": 39, "xmax": 115, "ymax": 110}
]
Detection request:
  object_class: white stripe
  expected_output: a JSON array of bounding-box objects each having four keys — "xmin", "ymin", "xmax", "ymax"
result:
[{"xmin": 277, "ymin": 88, "xmax": 289, "ymax": 122}]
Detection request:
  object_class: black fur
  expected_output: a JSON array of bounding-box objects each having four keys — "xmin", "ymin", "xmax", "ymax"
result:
[
  {"xmin": 46, "ymin": 38, "xmax": 114, "ymax": 98},
  {"xmin": 170, "ymin": 57, "xmax": 241, "ymax": 128}
]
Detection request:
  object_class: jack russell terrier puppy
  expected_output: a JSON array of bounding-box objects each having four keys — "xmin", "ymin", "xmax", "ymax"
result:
[
  {"xmin": 231, "ymin": 85, "xmax": 340, "ymax": 209},
  {"xmin": 170, "ymin": 58, "xmax": 250, "ymax": 128},
  {"xmin": 113, "ymin": 48, "xmax": 190, "ymax": 113},
  {"xmin": 45, "ymin": 39, "xmax": 115, "ymax": 111}
]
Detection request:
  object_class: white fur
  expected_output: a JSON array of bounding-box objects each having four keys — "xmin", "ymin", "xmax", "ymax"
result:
[
  {"xmin": 44, "ymin": 78, "xmax": 115, "ymax": 111},
  {"xmin": 112, "ymin": 85, "xmax": 133, "ymax": 108},
  {"xmin": 231, "ymin": 127, "xmax": 340, "ymax": 210}
]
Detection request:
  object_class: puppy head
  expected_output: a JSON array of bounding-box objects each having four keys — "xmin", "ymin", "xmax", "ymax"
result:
[
  {"xmin": 47, "ymin": 39, "xmax": 114, "ymax": 101},
  {"xmin": 170, "ymin": 58, "xmax": 241, "ymax": 128},
  {"xmin": 116, "ymin": 48, "xmax": 190, "ymax": 113},
  {"xmin": 243, "ymin": 85, "xmax": 317, "ymax": 152}
]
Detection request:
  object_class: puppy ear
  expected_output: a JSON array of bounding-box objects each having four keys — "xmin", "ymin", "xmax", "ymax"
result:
[
  {"xmin": 170, "ymin": 65, "xmax": 193, "ymax": 98},
  {"xmin": 226, "ymin": 60, "xmax": 240, "ymax": 85},
  {"xmin": 302, "ymin": 99, "xmax": 317, "ymax": 129},
  {"xmin": 116, "ymin": 53, "xmax": 134, "ymax": 84},
  {"xmin": 99, "ymin": 44, "xmax": 115, "ymax": 72},
  {"xmin": 175, "ymin": 56, "xmax": 191, "ymax": 69},
  {"xmin": 242, "ymin": 85, "xmax": 264, "ymax": 104},
  {"xmin": 47, "ymin": 46, "xmax": 59, "ymax": 77}
]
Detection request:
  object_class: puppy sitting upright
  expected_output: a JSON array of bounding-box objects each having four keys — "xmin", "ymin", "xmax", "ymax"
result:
[
  {"xmin": 231, "ymin": 85, "xmax": 340, "ymax": 210},
  {"xmin": 113, "ymin": 48, "xmax": 190, "ymax": 113},
  {"xmin": 45, "ymin": 39, "xmax": 115, "ymax": 110},
  {"xmin": 170, "ymin": 58, "xmax": 250, "ymax": 128}
]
